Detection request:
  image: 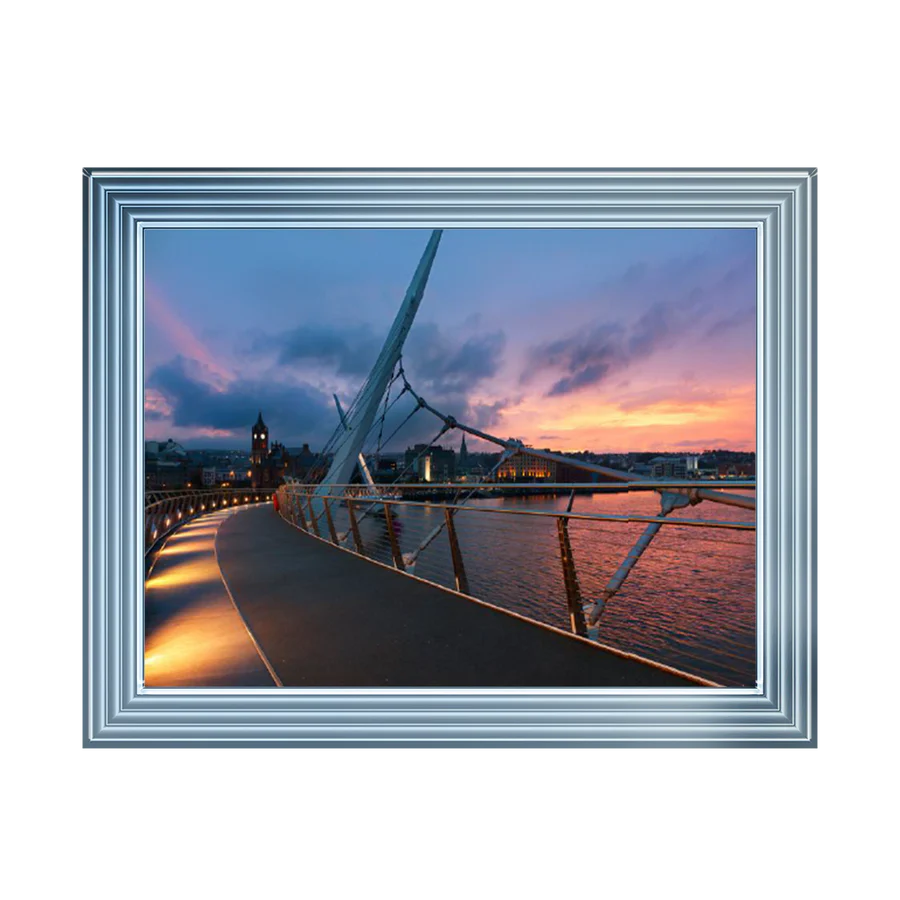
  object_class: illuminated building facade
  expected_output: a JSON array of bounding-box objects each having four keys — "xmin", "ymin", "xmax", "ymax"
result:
[
  {"xmin": 496, "ymin": 450, "xmax": 556, "ymax": 481},
  {"xmin": 404, "ymin": 444, "xmax": 456, "ymax": 482}
]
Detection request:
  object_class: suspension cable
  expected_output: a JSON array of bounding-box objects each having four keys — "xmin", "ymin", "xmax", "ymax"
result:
[
  {"xmin": 348, "ymin": 422, "xmax": 453, "ymax": 531},
  {"xmin": 376, "ymin": 398, "xmax": 423, "ymax": 453}
]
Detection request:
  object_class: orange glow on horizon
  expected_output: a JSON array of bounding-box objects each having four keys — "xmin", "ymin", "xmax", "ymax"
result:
[{"xmin": 491, "ymin": 381, "xmax": 755, "ymax": 453}]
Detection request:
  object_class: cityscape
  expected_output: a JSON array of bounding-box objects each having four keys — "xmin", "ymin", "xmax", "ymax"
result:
[
  {"xmin": 144, "ymin": 228, "xmax": 757, "ymax": 690},
  {"xmin": 146, "ymin": 419, "xmax": 755, "ymax": 491}
]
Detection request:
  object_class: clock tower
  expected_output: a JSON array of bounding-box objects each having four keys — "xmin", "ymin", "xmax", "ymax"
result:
[{"xmin": 251, "ymin": 411, "xmax": 268, "ymax": 465}]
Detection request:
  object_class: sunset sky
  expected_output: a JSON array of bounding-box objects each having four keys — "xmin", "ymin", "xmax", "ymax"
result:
[{"xmin": 144, "ymin": 228, "xmax": 756, "ymax": 454}]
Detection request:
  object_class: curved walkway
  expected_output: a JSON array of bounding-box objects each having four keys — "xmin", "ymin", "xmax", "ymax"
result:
[
  {"xmin": 144, "ymin": 504, "xmax": 703, "ymax": 688},
  {"xmin": 235, "ymin": 506, "xmax": 699, "ymax": 686},
  {"xmin": 144, "ymin": 509, "xmax": 277, "ymax": 687}
]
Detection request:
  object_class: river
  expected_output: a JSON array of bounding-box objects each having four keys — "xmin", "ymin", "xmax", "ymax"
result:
[{"xmin": 339, "ymin": 489, "xmax": 756, "ymax": 687}]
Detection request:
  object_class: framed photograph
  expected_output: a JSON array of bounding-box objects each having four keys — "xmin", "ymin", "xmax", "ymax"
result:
[{"xmin": 84, "ymin": 168, "xmax": 815, "ymax": 747}]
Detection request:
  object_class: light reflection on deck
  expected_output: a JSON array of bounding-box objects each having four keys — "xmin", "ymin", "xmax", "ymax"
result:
[{"xmin": 144, "ymin": 510, "xmax": 276, "ymax": 687}]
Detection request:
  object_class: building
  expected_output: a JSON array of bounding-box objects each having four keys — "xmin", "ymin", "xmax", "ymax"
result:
[
  {"xmin": 648, "ymin": 456, "xmax": 688, "ymax": 479},
  {"xmin": 404, "ymin": 444, "xmax": 456, "ymax": 482},
  {"xmin": 250, "ymin": 411, "xmax": 268, "ymax": 466},
  {"xmin": 718, "ymin": 461, "xmax": 756, "ymax": 478},
  {"xmin": 458, "ymin": 434, "xmax": 470, "ymax": 473},
  {"xmin": 647, "ymin": 456, "xmax": 709, "ymax": 479},
  {"xmin": 286, "ymin": 443, "xmax": 318, "ymax": 480},
  {"xmin": 497, "ymin": 450, "xmax": 555, "ymax": 481},
  {"xmin": 145, "ymin": 439, "xmax": 190, "ymax": 489},
  {"xmin": 250, "ymin": 412, "xmax": 293, "ymax": 489},
  {"xmin": 371, "ymin": 452, "xmax": 400, "ymax": 482}
]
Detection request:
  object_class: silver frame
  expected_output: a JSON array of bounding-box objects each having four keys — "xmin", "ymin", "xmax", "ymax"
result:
[{"xmin": 84, "ymin": 168, "xmax": 816, "ymax": 747}]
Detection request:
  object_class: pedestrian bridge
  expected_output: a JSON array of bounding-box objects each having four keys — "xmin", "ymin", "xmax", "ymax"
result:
[{"xmin": 144, "ymin": 502, "xmax": 711, "ymax": 689}]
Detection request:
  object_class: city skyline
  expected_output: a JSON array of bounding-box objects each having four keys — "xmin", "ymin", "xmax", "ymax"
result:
[{"xmin": 144, "ymin": 228, "xmax": 756, "ymax": 453}]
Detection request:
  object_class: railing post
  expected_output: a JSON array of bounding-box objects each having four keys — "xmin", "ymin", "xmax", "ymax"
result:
[
  {"xmin": 346, "ymin": 497, "xmax": 365, "ymax": 554},
  {"xmin": 443, "ymin": 508, "xmax": 470, "ymax": 595},
  {"xmin": 306, "ymin": 495, "xmax": 321, "ymax": 537},
  {"xmin": 322, "ymin": 497, "xmax": 339, "ymax": 544},
  {"xmin": 293, "ymin": 494, "xmax": 308, "ymax": 530},
  {"xmin": 556, "ymin": 505, "xmax": 587, "ymax": 637},
  {"xmin": 382, "ymin": 503, "xmax": 406, "ymax": 571}
]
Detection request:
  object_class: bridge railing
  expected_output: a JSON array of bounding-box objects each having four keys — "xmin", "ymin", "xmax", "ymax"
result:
[
  {"xmin": 275, "ymin": 480, "xmax": 757, "ymax": 686},
  {"xmin": 144, "ymin": 487, "xmax": 274, "ymax": 556}
]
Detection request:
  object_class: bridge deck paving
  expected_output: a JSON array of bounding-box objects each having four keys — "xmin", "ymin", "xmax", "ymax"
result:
[
  {"xmin": 213, "ymin": 505, "xmax": 699, "ymax": 688},
  {"xmin": 144, "ymin": 510, "xmax": 276, "ymax": 687}
]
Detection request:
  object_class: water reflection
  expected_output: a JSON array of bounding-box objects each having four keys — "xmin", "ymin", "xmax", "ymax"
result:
[{"xmin": 344, "ymin": 490, "xmax": 756, "ymax": 686}]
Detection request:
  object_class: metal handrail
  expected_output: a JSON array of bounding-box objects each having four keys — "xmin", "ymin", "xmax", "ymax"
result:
[
  {"xmin": 279, "ymin": 482, "xmax": 754, "ymax": 529},
  {"xmin": 284, "ymin": 480, "xmax": 756, "ymax": 490},
  {"xmin": 275, "ymin": 480, "xmax": 756, "ymax": 684},
  {"xmin": 144, "ymin": 487, "xmax": 274, "ymax": 555}
]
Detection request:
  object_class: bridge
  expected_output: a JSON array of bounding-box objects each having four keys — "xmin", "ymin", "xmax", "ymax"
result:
[
  {"xmin": 143, "ymin": 230, "xmax": 756, "ymax": 689},
  {"xmin": 143, "ymin": 479, "xmax": 753, "ymax": 688}
]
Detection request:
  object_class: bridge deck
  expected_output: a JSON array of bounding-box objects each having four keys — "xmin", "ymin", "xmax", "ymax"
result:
[
  {"xmin": 189, "ymin": 505, "xmax": 698, "ymax": 688},
  {"xmin": 144, "ymin": 510, "xmax": 276, "ymax": 687}
]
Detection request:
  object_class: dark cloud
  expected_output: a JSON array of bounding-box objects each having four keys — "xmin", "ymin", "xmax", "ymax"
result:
[
  {"xmin": 241, "ymin": 319, "xmax": 511, "ymax": 451},
  {"xmin": 265, "ymin": 323, "xmax": 384, "ymax": 376},
  {"xmin": 525, "ymin": 322, "xmax": 627, "ymax": 397},
  {"xmin": 405, "ymin": 324, "xmax": 506, "ymax": 395},
  {"xmin": 548, "ymin": 362, "xmax": 613, "ymax": 397},
  {"xmin": 469, "ymin": 398, "xmax": 511, "ymax": 430},
  {"xmin": 629, "ymin": 300, "xmax": 685, "ymax": 358},
  {"xmin": 518, "ymin": 242, "xmax": 756, "ymax": 398},
  {"xmin": 147, "ymin": 356, "xmax": 334, "ymax": 443},
  {"xmin": 362, "ymin": 323, "xmax": 512, "ymax": 450},
  {"xmin": 151, "ymin": 316, "xmax": 513, "ymax": 452},
  {"xmin": 527, "ymin": 280, "xmax": 711, "ymax": 397}
]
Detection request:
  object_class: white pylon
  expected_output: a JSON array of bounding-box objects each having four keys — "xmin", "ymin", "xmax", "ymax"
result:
[{"xmin": 313, "ymin": 230, "xmax": 442, "ymax": 505}]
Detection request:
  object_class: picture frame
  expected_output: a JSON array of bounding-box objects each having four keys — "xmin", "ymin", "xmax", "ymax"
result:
[{"xmin": 84, "ymin": 168, "xmax": 816, "ymax": 747}]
